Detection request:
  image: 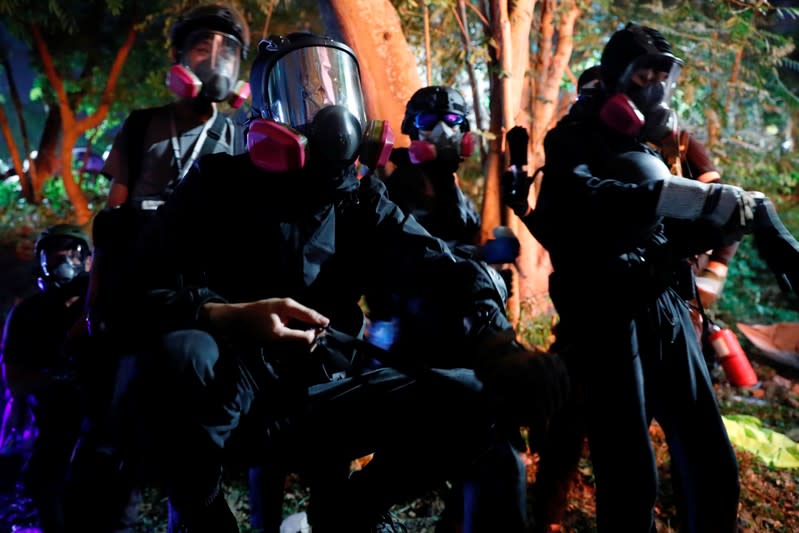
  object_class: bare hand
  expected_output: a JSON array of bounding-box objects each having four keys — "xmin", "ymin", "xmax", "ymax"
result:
[{"xmin": 204, "ymin": 298, "xmax": 330, "ymax": 345}]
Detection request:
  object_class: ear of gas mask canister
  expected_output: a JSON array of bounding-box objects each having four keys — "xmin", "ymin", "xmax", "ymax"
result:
[
  {"xmin": 599, "ymin": 93, "xmax": 645, "ymax": 136},
  {"xmin": 247, "ymin": 120, "xmax": 308, "ymax": 172},
  {"xmin": 167, "ymin": 64, "xmax": 202, "ymax": 99},
  {"xmin": 228, "ymin": 80, "xmax": 251, "ymax": 109},
  {"xmin": 359, "ymin": 120, "xmax": 395, "ymax": 170}
]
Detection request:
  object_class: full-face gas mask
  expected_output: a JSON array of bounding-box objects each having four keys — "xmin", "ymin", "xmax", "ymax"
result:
[
  {"xmin": 400, "ymin": 86, "xmax": 475, "ymax": 169},
  {"xmin": 598, "ymin": 23, "xmax": 683, "ymax": 142},
  {"xmin": 167, "ymin": 4, "xmax": 251, "ymax": 107},
  {"xmin": 34, "ymin": 224, "xmax": 91, "ymax": 292},
  {"xmin": 247, "ymin": 33, "xmax": 394, "ymax": 174}
]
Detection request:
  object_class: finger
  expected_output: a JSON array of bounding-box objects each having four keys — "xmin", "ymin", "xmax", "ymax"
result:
[
  {"xmin": 273, "ymin": 322, "xmax": 318, "ymax": 344},
  {"xmin": 281, "ymin": 298, "xmax": 330, "ymax": 327}
]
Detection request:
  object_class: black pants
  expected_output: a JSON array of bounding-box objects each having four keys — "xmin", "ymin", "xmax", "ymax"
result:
[
  {"xmin": 148, "ymin": 329, "xmax": 526, "ymax": 533},
  {"xmin": 539, "ymin": 286, "xmax": 739, "ymax": 533},
  {"xmin": 22, "ymin": 380, "xmax": 84, "ymax": 533}
]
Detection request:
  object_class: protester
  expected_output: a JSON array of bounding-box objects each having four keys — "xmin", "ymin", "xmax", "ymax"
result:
[
  {"xmin": 1, "ymin": 224, "xmax": 92, "ymax": 532},
  {"xmin": 66, "ymin": 5, "xmax": 251, "ymax": 532},
  {"xmin": 99, "ymin": 32, "xmax": 569, "ymax": 533},
  {"xmin": 503, "ymin": 22, "xmax": 761, "ymax": 532}
]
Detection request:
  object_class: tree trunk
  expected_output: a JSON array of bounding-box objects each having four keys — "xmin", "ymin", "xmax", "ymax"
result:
[
  {"xmin": 0, "ymin": 104, "xmax": 27, "ymax": 192},
  {"xmin": 1, "ymin": 55, "xmax": 36, "ymax": 200},
  {"xmin": 32, "ymin": 105, "xmax": 62, "ymax": 198},
  {"xmin": 455, "ymin": 0, "xmax": 487, "ymax": 164},
  {"xmin": 318, "ymin": 0, "xmax": 422, "ymax": 148},
  {"xmin": 31, "ymin": 22, "xmax": 136, "ymax": 225}
]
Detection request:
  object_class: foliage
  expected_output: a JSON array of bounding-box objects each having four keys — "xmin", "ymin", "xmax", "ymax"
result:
[{"xmin": 0, "ymin": 169, "xmax": 109, "ymax": 250}]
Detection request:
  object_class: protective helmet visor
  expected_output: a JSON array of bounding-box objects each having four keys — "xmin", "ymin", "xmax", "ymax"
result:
[
  {"xmin": 266, "ymin": 45, "xmax": 366, "ymax": 130},
  {"xmin": 39, "ymin": 239, "xmax": 89, "ymax": 281},
  {"xmin": 182, "ymin": 30, "xmax": 242, "ymax": 80},
  {"xmin": 619, "ymin": 53, "xmax": 683, "ymax": 102}
]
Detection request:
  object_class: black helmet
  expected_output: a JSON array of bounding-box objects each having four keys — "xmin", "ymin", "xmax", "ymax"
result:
[
  {"xmin": 35, "ymin": 224, "xmax": 91, "ymax": 290},
  {"xmin": 170, "ymin": 3, "xmax": 250, "ymax": 59},
  {"xmin": 401, "ymin": 86, "xmax": 470, "ymax": 140},
  {"xmin": 600, "ymin": 22, "xmax": 683, "ymax": 94},
  {"xmin": 35, "ymin": 224, "xmax": 90, "ymax": 257}
]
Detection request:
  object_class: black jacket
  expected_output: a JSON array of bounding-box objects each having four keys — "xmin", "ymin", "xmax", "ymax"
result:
[{"xmin": 119, "ymin": 154, "xmax": 510, "ymax": 371}]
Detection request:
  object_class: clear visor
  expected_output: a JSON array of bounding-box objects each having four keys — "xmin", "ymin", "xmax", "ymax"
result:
[
  {"xmin": 265, "ymin": 46, "xmax": 366, "ymax": 129},
  {"xmin": 182, "ymin": 30, "xmax": 242, "ymax": 79},
  {"xmin": 619, "ymin": 53, "xmax": 682, "ymax": 100},
  {"xmin": 39, "ymin": 244, "xmax": 87, "ymax": 277}
]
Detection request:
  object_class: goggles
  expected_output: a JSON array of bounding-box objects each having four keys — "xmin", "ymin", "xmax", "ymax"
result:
[{"xmin": 414, "ymin": 112, "xmax": 465, "ymax": 131}]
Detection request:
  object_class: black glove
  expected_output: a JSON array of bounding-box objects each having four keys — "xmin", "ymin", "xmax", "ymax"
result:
[
  {"xmin": 474, "ymin": 331, "xmax": 571, "ymax": 444},
  {"xmin": 501, "ymin": 170, "xmax": 534, "ymax": 218}
]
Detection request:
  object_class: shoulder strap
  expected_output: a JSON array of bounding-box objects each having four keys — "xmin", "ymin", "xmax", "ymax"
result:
[
  {"xmin": 199, "ymin": 110, "xmax": 229, "ymax": 157},
  {"xmin": 125, "ymin": 107, "xmax": 157, "ymax": 206}
]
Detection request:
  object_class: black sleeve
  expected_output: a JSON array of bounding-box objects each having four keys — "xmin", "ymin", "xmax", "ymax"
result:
[{"xmin": 359, "ymin": 175, "xmax": 512, "ymax": 366}]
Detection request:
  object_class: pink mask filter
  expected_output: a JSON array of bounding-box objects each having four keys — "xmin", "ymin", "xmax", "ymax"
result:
[
  {"xmin": 167, "ymin": 64, "xmax": 202, "ymax": 99},
  {"xmin": 228, "ymin": 80, "xmax": 251, "ymax": 109},
  {"xmin": 599, "ymin": 93, "xmax": 645, "ymax": 137},
  {"xmin": 247, "ymin": 120, "xmax": 308, "ymax": 172},
  {"xmin": 408, "ymin": 131, "xmax": 475, "ymax": 164}
]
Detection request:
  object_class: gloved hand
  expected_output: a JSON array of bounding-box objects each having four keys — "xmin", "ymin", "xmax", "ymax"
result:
[
  {"xmin": 656, "ymin": 176, "xmax": 763, "ymax": 238},
  {"xmin": 695, "ymin": 260, "xmax": 728, "ymax": 308},
  {"xmin": 481, "ymin": 226, "xmax": 521, "ymax": 264},
  {"xmin": 474, "ymin": 331, "xmax": 571, "ymax": 440},
  {"xmin": 501, "ymin": 170, "xmax": 534, "ymax": 218}
]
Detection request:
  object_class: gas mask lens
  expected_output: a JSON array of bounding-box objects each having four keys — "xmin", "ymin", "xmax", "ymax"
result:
[
  {"xmin": 183, "ymin": 30, "xmax": 242, "ymax": 80},
  {"xmin": 414, "ymin": 112, "xmax": 465, "ymax": 131},
  {"xmin": 266, "ymin": 45, "xmax": 366, "ymax": 130},
  {"xmin": 40, "ymin": 245, "xmax": 86, "ymax": 280}
]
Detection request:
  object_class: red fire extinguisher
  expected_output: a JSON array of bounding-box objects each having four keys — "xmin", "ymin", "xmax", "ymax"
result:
[{"xmin": 708, "ymin": 324, "xmax": 758, "ymax": 388}]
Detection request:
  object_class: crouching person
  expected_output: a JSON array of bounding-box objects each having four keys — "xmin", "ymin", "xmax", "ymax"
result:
[{"xmin": 105, "ymin": 32, "xmax": 569, "ymax": 533}]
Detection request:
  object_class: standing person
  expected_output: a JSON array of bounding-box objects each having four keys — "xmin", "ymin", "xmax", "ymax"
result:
[
  {"xmin": 1, "ymin": 224, "xmax": 92, "ymax": 532},
  {"xmin": 103, "ymin": 2, "xmax": 250, "ymax": 210},
  {"xmin": 66, "ymin": 4, "xmax": 252, "ymax": 532},
  {"xmin": 105, "ymin": 32, "xmax": 569, "ymax": 533},
  {"xmin": 504, "ymin": 23, "xmax": 761, "ymax": 533},
  {"xmin": 384, "ymin": 86, "xmax": 481, "ymax": 247}
]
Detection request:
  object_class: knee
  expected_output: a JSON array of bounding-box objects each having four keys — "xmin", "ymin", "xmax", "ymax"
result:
[{"xmin": 159, "ymin": 329, "xmax": 220, "ymax": 384}]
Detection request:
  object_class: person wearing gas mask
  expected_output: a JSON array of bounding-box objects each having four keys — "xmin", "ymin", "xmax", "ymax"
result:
[
  {"xmin": 67, "ymin": 4, "xmax": 252, "ymax": 532},
  {"xmin": 100, "ymin": 32, "xmax": 570, "ymax": 533},
  {"xmin": 0, "ymin": 224, "xmax": 92, "ymax": 533},
  {"xmin": 103, "ymin": 2, "xmax": 250, "ymax": 210},
  {"xmin": 502, "ymin": 23, "xmax": 761, "ymax": 532},
  {"xmin": 384, "ymin": 86, "xmax": 481, "ymax": 247}
]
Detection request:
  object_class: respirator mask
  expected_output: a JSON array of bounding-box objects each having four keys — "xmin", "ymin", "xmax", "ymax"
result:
[
  {"xmin": 408, "ymin": 111, "xmax": 474, "ymax": 168},
  {"xmin": 247, "ymin": 36, "xmax": 394, "ymax": 174},
  {"xmin": 599, "ymin": 54, "xmax": 682, "ymax": 142},
  {"xmin": 167, "ymin": 30, "xmax": 250, "ymax": 108}
]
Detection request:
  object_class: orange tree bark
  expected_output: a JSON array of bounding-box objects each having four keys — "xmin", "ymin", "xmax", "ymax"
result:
[
  {"xmin": 30, "ymin": 22, "xmax": 136, "ymax": 225},
  {"xmin": 1, "ymin": 54, "xmax": 35, "ymax": 200},
  {"xmin": 0, "ymin": 104, "xmax": 27, "ymax": 193},
  {"xmin": 518, "ymin": 0, "xmax": 582, "ymax": 316},
  {"xmin": 318, "ymin": 0, "xmax": 422, "ymax": 148}
]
